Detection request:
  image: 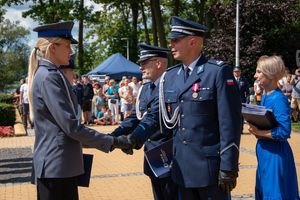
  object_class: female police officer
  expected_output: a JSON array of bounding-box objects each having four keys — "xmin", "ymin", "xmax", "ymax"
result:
[{"xmin": 28, "ymin": 21, "xmax": 130, "ymax": 200}]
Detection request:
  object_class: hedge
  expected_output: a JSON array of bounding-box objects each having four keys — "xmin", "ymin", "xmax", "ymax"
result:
[
  {"xmin": 0, "ymin": 103, "xmax": 16, "ymax": 126},
  {"xmin": 0, "ymin": 93, "xmax": 14, "ymax": 104}
]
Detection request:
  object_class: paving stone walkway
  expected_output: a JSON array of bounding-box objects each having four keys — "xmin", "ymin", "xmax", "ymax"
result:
[{"xmin": 0, "ymin": 125, "xmax": 299, "ymax": 200}]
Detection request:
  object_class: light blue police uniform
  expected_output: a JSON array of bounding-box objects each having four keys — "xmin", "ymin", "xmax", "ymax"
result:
[{"xmin": 31, "ymin": 21, "xmax": 113, "ymax": 181}]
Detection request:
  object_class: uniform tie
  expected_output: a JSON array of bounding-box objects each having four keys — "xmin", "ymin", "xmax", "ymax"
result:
[
  {"xmin": 236, "ymin": 78, "xmax": 240, "ymax": 85},
  {"xmin": 150, "ymin": 83, "xmax": 156, "ymax": 94},
  {"xmin": 184, "ymin": 67, "xmax": 190, "ymax": 83}
]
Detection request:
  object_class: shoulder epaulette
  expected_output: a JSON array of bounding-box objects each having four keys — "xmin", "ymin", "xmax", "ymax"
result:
[
  {"xmin": 39, "ymin": 64, "xmax": 58, "ymax": 72},
  {"xmin": 208, "ymin": 59, "xmax": 226, "ymax": 67},
  {"xmin": 166, "ymin": 63, "xmax": 182, "ymax": 71},
  {"xmin": 142, "ymin": 81, "xmax": 151, "ymax": 86},
  {"xmin": 48, "ymin": 68, "xmax": 58, "ymax": 72}
]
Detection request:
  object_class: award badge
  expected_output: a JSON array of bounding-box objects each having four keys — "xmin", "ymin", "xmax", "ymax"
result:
[
  {"xmin": 192, "ymin": 83, "xmax": 200, "ymax": 98},
  {"xmin": 167, "ymin": 104, "xmax": 172, "ymax": 113}
]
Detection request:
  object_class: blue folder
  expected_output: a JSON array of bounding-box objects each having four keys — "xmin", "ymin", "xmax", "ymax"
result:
[
  {"xmin": 144, "ymin": 138, "xmax": 173, "ymax": 178},
  {"xmin": 77, "ymin": 154, "xmax": 93, "ymax": 187}
]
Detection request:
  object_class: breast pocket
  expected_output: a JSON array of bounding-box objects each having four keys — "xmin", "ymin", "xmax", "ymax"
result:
[
  {"xmin": 138, "ymin": 99, "xmax": 148, "ymax": 113},
  {"xmin": 164, "ymin": 91, "xmax": 178, "ymax": 103},
  {"xmin": 188, "ymin": 90, "xmax": 215, "ymax": 115},
  {"xmin": 193, "ymin": 90, "xmax": 213, "ymax": 102}
]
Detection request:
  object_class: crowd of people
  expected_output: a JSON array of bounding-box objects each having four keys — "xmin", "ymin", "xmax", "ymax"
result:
[
  {"xmin": 72, "ymin": 75, "xmax": 142, "ymax": 125},
  {"xmin": 14, "ymin": 14, "xmax": 299, "ymax": 200},
  {"xmin": 15, "ymin": 74, "xmax": 142, "ymax": 128},
  {"xmin": 233, "ymin": 65, "xmax": 300, "ymax": 124}
]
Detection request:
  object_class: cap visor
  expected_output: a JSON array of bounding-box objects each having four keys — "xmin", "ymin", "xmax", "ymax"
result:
[
  {"xmin": 137, "ymin": 57, "xmax": 153, "ymax": 64},
  {"xmin": 71, "ymin": 37, "xmax": 78, "ymax": 44},
  {"xmin": 168, "ymin": 32, "xmax": 189, "ymax": 39}
]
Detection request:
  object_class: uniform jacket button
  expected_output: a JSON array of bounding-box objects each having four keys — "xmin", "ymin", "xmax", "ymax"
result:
[
  {"xmin": 182, "ymin": 127, "xmax": 185, "ymax": 131},
  {"xmin": 183, "ymin": 140, "xmax": 187, "ymax": 145},
  {"xmin": 181, "ymin": 114, "xmax": 184, "ymax": 118},
  {"xmin": 147, "ymin": 139, "xmax": 151, "ymax": 142},
  {"xmin": 181, "ymin": 100, "xmax": 184, "ymax": 103}
]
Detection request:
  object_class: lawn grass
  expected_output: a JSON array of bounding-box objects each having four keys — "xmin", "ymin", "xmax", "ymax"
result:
[{"xmin": 292, "ymin": 122, "xmax": 300, "ymax": 133}]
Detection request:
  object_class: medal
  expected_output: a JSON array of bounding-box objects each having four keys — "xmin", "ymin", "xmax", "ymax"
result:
[
  {"xmin": 192, "ymin": 83, "xmax": 200, "ymax": 92},
  {"xmin": 192, "ymin": 83, "xmax": 200, "ymax": 98},
  {"xmin": 167, "ymin": 104, "xmax": 172, "ymax": 113},
  {"xmin": 192, "ymin": 92, "xmax": 198, "ymax": 98}
]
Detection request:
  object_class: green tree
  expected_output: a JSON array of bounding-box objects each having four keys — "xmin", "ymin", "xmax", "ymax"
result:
[
  {"xmin": 0, "ymin": 19, "xmax": 30, "ymax": 90},
  {"xmin": 84, "ymin": 4, "xmax": 133, "ymax": 73},
  {"xmin": 0, "ymin": 7, "xmax": 5, "ymax": 23},
  {"xmin": 151, "ymin": 0, "xmax": 167, "ymax": 47},
  {"xmin": 205, "ymin": 0, "xmax": 300, "ymax": 82},
  {"xmin": 9, "ymin": 0, "xmax": 94, "ymax": 72}
]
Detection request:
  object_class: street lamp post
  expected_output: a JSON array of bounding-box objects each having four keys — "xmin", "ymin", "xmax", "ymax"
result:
[
  {"xmin": 235, "ymin": 0, "xmax": 240, "ymax": 68},
  {"xmin": 121, "ymin": 37, "xmax": 129, "ymax": 60}
]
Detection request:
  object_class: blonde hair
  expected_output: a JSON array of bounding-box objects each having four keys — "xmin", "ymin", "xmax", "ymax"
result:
[
  {"xmin": 109, "ymin": 79, "xmax": 115, "ymax": 86},
  {"xmin": 27, "ymin": 37, "xmax": 66, "ymax": 121},
  {"xmin": 125, "ymin": 86, "xmax": 133, "ymax": 91},
  {"xmin": 256, "ymin": 55, "xmax": 286, "ymax": 81}
]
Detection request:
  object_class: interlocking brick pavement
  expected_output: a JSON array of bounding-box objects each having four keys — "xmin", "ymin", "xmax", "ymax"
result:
[{"xmin": 0, "ymin": 124, "xmax": 299, "ymax": 200}]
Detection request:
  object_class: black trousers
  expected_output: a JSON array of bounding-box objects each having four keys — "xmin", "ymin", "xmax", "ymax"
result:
[
  {"xmin": 37, "ymin": 177, "xmax": 79, "ymax": 200},
  {"xmin": 150, "ymin": 176, "xmax": 178, "ymax": 200},
  {"xmin": 178, "ymin": 184, "xmax": 230, "ymax": 200},
  {"xmin": 22, "ymin": 103, "xmax": 29, "ymax": 127}
]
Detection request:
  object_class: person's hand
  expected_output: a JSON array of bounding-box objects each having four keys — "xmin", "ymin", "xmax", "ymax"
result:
[
  {"xmin": 111, "ymin": 135, "xmax": 133, "ymax": 151},
  {"xmin": 218, "ymin": 170, "xmax": 238, "ymax": 193},
  {"xmin": 246, "ymin": 122, "xmax": 272, "ymax": 139},
  {"xmin": 247, "ymin": 122, "xmax": 258, "ymax": 135},
  {"xmin": 128, "ymin": 134, "xmax": 143, "ymax": 150},
  {"xmin": 246, "ymin": 122, "xmax": 261, "ymax": 138},
  {"xmin": 121, "ymin": 148, "xmax": 134, "ymax": 155}
]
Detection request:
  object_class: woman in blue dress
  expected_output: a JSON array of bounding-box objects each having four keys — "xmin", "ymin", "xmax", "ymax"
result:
[{"xmin": 248, "ymin": 55, "xmax": 299, "ymax": 200}]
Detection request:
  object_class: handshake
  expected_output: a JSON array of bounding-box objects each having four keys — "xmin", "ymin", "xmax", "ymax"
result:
[{"xmin": 110, "ymin": 134, "xmax": 143, "ymax": 155}]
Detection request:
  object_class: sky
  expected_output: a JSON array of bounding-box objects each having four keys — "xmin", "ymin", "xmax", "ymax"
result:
[{"xmin": 4, "ymin": 1, "xmax": 102, "ymax": 48}]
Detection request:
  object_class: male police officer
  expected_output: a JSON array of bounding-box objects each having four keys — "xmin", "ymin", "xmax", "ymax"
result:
[
  {"xmin": 233, "ymin": 67, "xmax": 250, "ymax": 104},
  {"xmin": 233, "ymin": 67, "xmax": 249, "ymax": 134},
  {"xmin": 159, "ymin": 16, "xmax": 241, "ymax": 199},
  {"xmin": 111, "ymin": 43, "xmax": 177, "ymax": 200}
]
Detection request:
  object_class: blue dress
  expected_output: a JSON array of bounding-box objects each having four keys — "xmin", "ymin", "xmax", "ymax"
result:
[{"xmin": 256, "ymin": 88, "xmax": 299, "ymax": 200}]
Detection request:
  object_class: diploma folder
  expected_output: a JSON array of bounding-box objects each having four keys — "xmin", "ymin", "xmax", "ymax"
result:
[
  {"xmin": 242, "ymin": 103, "xmax": 278, "ymax": 130},
  {"xmin": 77, "ymin": 154, "xmax": 93, "ymax": 187},
  {"xmin": 144, "ymin": 138, "xmax": 173, "ymax": 178}
]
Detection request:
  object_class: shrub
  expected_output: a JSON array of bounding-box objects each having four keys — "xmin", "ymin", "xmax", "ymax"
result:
[
  {"xmin": 0, "ymin": 103, "xmax": 15, "ymax": 126},
  {"xmin": 0, "ymin": 93, "xmax": 14, "ymax": 104}
]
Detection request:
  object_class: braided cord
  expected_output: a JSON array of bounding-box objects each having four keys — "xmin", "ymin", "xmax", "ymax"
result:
[{"xmin": 159, "ymin": 72, "xmax": 180, "ymax": 130}]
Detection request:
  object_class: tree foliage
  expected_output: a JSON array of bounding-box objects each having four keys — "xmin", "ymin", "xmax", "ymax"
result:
[
  {"xmin": 83, "ymin": 11, "xmax": 133, "ymax": 74},
  {"xmin": 2, "ymin": 0, "xmax": 300, "ymax": 83},
  {"xmin": 0, "ymin": 7, "xmax": 5, "ymax": 23},
  {"xmin": 0, "ymin": 19, "xmax": 30, "ymax": 90},
  {"xmin": 205, "ymin": 0, "xmax": 300, "ymax": 82}
]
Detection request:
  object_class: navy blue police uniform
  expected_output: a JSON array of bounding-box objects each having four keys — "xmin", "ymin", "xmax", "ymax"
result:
[
  {"xmin": 233, "ymin": 67, "xmax": 250, "ymax": 103},
  {"xmin": 159, "ymin": 16, "xmax": 242, "ymax": 199},
  {"xmin": 72, "ymin": 77, "xmax": 84, "ymax": 108},
  {"xmin": 111, "ymin": 44, "xmax": 177, "ymax": 200},
  {"xmin": 233, "ymin": 67, "xmax": 250, "ymax": 134},
  {"xmin": 60, "ymin": 55, "xmax": 84, "ymax": 108}
]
